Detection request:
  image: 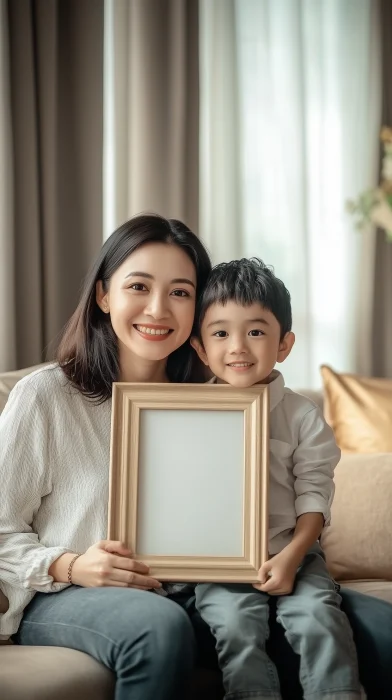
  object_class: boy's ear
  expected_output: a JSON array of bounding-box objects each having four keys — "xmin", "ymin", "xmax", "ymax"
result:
[
  {"xmin": 190, "ymin": 336, "xmax": 210, "ymax": 366},
  {"xmin": 277, "ymin": 331, "xmax": 295, "ymax": 364}
]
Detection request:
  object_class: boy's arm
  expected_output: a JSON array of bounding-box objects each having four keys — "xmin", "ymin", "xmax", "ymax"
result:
[
  {"xmin": 286, "ymin": 511, "xmax": 325, "ymax": 561},
  {"xmin": 292, "ymin": 405, "xmax": 340, "ymax": 526},
  {"xmin": 254, "ymin": 406, "xmax": 340, "ymax": 595},
  {"xmin": 253, "ymin": 512, "xmax": 324, "ymax": 594}
]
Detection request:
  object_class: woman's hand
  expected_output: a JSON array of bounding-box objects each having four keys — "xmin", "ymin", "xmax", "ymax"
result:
[
  {"xmin": 252, "ymin": 546, "xmax": 300, "ymax": 596},
  {"xmin": 70, "ymin": 540, "xmax": 162, "ymax": 590}
]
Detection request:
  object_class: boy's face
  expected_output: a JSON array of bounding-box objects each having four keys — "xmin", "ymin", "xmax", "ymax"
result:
[{"xmin": 191, "ymin": 301, "xmax": 295, "ymax": 388}]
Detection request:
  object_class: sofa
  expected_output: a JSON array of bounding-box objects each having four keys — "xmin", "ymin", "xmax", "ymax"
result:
[{"xmin": 1, "ymin": 364, "xmax": 392, "ymax": 699}]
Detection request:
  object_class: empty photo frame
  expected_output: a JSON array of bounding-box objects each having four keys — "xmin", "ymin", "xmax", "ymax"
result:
[{"xmin": 108, "ymin": 383, "xmax": 269, "ymax": 583}]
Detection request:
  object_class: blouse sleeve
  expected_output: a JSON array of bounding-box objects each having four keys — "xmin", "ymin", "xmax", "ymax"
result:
[{"xmin": 0, "ymin": 380, "xmax": 72, "ymax": 593}]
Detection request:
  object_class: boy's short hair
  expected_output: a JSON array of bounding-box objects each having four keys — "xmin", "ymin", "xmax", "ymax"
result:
[{"xmin": 195, "ymin": 258, "xmax": 292, "ymax": 340}]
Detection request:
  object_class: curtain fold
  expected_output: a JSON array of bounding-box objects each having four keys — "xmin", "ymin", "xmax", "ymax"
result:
[
  {"xmin": 370, "ymin": 0, "xmax": 392, "ymax": 378},
  {"xmin": 6, "ymin": 0, "xmax": 104, "ymax": 370},
  {"xmin": 103, "ymin": 0, "xmax": 199, "ymax": 239},
  {"xmin": 0, "ymin": 0, "xmax": 15, "ymax": 372},
  {"xmin": 199, "ymin": 0, "xmax": 381, "ymax": 388},
  {"xmin": 199, "ymin": 0, "xmax": 242, "ymax": 263}
]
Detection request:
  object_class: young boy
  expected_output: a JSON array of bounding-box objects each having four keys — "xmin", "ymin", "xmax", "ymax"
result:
[{"xmin": 185, "ymin": 258, "xmax": 363, "ymax": 700}]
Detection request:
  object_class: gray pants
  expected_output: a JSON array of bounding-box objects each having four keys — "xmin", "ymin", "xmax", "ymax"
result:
[{"xmin": 172, "ymin": 545, "xmax": 362, "ymax": 700}]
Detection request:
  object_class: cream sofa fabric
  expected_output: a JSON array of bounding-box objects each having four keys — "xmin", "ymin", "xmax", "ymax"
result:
[
  {"xmin": 341, "ymin": 580, "xmax": 392, "ymax": 605},
  {"xmin": 321, "ymin": 453, "xmax": 392, "ymax": 584},
  {"xmin": 0, "ymin": 646, "xmax": 115, "ymax": 699}
]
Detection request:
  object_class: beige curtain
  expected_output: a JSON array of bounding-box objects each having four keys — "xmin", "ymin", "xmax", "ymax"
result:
[
  {"xmin": 5, "ymin": 0, "xmax": 104, "ymax": 371},
  {"xmin": 0, "ymin": 0, "xmax": 15, "ymax": 372},
  {"xmin": 371, "ymin": 0, "xmax": 392, "ymax": 378},
  {"xmin": 103, "ymin": 0, "xmax": 199, "ymax": 239}
]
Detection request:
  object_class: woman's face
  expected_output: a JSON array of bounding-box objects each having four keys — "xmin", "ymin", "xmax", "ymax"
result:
[{"xmin": 96, "ymin": 242, "xmax": 197, "ymax": 372}]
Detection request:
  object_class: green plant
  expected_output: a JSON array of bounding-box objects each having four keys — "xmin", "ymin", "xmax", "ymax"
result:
[{"xmin": 347, "ymin": 127, "xmax": 392, "ymax": 242}]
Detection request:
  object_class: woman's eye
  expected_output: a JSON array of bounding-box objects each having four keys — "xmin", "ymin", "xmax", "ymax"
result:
[
  {"xmin": 213, "ymin": 331, "xmax": 228, "ymax": 338},
  {"xmin": 130, "ymin": 283, "xmax": 147, "ymax": 291},
  {"xmin": 249, "ymin": 329, "xmax": 265, "ymax": 337},
  {"xmin": 171, "ymin": 289, "xmax": 190, "ymax": 297}
]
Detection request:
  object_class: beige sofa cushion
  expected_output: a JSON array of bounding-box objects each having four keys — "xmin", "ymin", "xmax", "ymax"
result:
[
  {"xmin": 321, "ymin": 453, "xmax": 392, "ymax": 581},
  {"xmin": 342, "ymin": 580, "xmax": 392, "ymax": 605},
  {"xmin": 0, "ymin": 645, "xmax": 114, "ymax": 699}
]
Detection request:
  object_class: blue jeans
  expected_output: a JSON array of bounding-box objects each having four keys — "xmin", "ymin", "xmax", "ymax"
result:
[
  {"xmin": 185, "ymin": 588, "xmax": 392, "ymax": 700},
  {"xmin": 14, "ymin": 579, "xmax": 392, "ymax": 699},
  {"xmin": 173, "ymin": 546, "xmax": 361, "ymax": 700},
  {"xmin": 14, "ymin": 585, "xmax": 195, "ymax": 700}
]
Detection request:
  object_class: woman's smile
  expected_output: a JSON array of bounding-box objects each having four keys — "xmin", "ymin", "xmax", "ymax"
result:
[{"xmin": 134, "ymin": 323, "xmax": 174, "ymax": 341}]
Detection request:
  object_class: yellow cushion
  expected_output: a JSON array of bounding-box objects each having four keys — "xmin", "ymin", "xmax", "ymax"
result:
[
  {"xmin": 321, "ymin": 453, "xmax": 392, "ymax": 581},
  {"xmin": 320, "ymin": 365, "xmax": 392, "ymax": 453}
]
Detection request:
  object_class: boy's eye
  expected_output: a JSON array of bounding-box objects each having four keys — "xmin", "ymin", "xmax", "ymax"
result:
[
  {"xmin": 213, "ymin": 330, "xmax": 228, "ymax": 338},
  {"xmin": 171, "ymin": 289, "xmax": 190, "ymax": 297},
  {"xmin": 248, "ymin": 329, "xmax": 265, "ymax": 337},
  {"xmin": 130, "ymin": 283, "xmax": 147, "ymax": 291}
]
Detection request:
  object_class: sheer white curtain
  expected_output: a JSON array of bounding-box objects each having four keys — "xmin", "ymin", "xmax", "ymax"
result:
[
  {"xmin": 0, "ymin": 0, "xmax": 15, "ymax": 372},
  {"xmin": 199, "ymin": 0, "xmax": 381, "ymax": 388}
]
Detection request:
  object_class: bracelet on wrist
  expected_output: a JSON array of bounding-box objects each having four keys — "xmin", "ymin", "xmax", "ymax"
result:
[{"xmin": 67, "ymin": 553, "xmax": 81, "ymax": 584}]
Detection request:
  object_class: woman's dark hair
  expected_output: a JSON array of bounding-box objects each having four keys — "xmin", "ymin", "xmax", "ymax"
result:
[
  {"xmin": 57, "ymin": 214, "xmax": 212, "ymax": 401},
  {"xmin": 195, "ymin": 257, "xmax": 292, "ymax": 340}
]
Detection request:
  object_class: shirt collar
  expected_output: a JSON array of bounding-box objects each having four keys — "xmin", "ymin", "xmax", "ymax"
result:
[
  {"xmin": 207, "ymin": 370, "xmax": 285, "ymax": 413},
  {"xmin": 267, "ymin": 370, "xmax": 285, "ymax": 412}
]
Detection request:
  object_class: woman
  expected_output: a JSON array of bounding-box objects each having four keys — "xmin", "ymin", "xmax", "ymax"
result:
[
  {"xmin": 0, "ymin": 213, "xmax": 391, "ymax": 699},
  {"xmin": 0, "ymin": 214, "xmax": 211, "ymax": 700}
]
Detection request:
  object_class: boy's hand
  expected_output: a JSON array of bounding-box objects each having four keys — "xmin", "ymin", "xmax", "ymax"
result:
[
  {"xmin": 253, "ymin": 513, "xmax": 325, "ymax": 595},
  {"xmin": 253, "ymin": 545, "xmax": 302, "ymax": 595}
]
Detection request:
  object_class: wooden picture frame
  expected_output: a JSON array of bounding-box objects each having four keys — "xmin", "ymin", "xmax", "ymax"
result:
[{"xmin": 108, "ymin": 383, "xmax": 269, "ymax": 583}]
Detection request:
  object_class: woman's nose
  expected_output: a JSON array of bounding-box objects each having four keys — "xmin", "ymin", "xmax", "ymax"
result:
[{"xmin": 144, "ymin": 293, "xmax": 170, "ymax": 319}]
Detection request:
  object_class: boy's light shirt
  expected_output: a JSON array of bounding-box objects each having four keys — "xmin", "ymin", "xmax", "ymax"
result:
[{"xmin": 208, "ymin": 371, "xmax": 340, "ymax": 555}]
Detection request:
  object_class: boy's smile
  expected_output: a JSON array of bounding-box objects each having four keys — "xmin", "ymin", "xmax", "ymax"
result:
[{"xmin": 192, "ymin": 301, "xmax": 295, "ymax": 388}]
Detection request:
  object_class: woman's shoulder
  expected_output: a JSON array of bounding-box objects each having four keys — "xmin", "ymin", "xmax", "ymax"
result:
[
  {"xmin": 8, "ymin": 363, "xmax": 112, "ymax": 416},
  {"xmin": 2, "ymin": 363, "xmax": 112, "ymax": 440},
  {"xmin": 6, "ymin": 363, "xmax": 85, "ymax": 414},
  {"xmin": 11, "ymin": 363, "xmax": 66, "ymax": 396}
]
